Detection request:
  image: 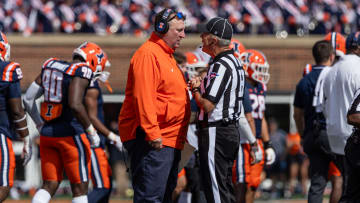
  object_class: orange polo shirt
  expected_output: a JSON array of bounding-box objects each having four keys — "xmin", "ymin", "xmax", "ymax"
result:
[{"xmin": 118, "ymin": 32, "xmax": 191, "ymax": 150}]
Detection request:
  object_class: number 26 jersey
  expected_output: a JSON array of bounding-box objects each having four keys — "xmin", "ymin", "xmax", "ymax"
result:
[{"xmin": 40, "ymin": 58, "xmax": 93, "ymax": 137}]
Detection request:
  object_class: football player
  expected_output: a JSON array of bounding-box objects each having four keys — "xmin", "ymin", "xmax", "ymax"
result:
[
  {"xmin": 23, "ymin": 42, "xmax": 109, "ymax": 203},
  {"xmin": 185, "ymin": 51, "xmax": 208, "ymax": 81},
  {"xmin": 237, "ymin": 49, "xmax": 275, "ymax": 203},
  {"xmin": 230, "ymin": 41, "xmax": 261, "ymax": 203},
  {"xmin": 0, "ymin": 32, "xmax": 31, "ymax": 202},
  {"xmin": 85, "ymin": 71, "xmax": 122, "ymax": 203}
]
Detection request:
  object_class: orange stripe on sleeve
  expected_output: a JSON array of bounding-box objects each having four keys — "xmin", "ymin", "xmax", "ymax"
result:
[
  {"xmin": 42, "ymin": 58, "xmax": 57, "ymax": 69},
  {"xmin": 66, "ymin": 63, "xmax": 88, "ymax": 76},
  {"xmin": 66, "ymin": 64, "xmax": 82, "ymax": 75},
  {"xmin": 2, "ymin": 62, "xmax": 18, "ymax": 82}
]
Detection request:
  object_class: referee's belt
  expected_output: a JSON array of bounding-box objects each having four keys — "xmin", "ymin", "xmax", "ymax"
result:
[{"xmin": 197, "ymin": 119, "xmax": 238, "ymax": 128}]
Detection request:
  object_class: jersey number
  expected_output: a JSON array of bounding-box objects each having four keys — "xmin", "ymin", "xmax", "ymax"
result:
[
  {"xmin": 16, "ymin": 68, "xmax": 23, "ymax": 79},
  {"xmin": 42, "ymin": 69, "xmax": 63, "ymax": 102},
  {"xmin": 249, "ymin": 94, "xmax": 265, "ymax": 119},
  {"xmin": 81, "ymin": 66, "xmax": 92, "ymax": 79}
]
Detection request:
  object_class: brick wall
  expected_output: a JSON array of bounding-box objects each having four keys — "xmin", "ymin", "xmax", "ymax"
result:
[{"xmin": 9, "ymin": 34, "xmax": 319, "ymax": 94}]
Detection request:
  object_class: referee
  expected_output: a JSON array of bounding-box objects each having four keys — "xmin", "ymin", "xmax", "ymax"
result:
[{"xmin": 190, "ymin": 17, "xmax": 245, "ymax": 203}]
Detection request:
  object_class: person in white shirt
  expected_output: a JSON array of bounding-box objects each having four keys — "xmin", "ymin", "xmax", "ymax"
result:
[
  {"xmin": 322, "ymin": 32, "xmax": 360, "ymax": 203},
  {"xmin": 312, "ymin": 32, "xmax": 345, "ymax": 203}
]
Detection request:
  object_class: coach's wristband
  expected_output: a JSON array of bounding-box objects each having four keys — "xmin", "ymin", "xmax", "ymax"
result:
[{"xmin": 263, "ymin": 141, "xmax": 273, "ymax": 149}]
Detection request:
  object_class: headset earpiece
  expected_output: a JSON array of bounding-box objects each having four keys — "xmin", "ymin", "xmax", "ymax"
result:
[{"xmin": 155, "ymin": 9, "xmax": 174, "ymax": 34}]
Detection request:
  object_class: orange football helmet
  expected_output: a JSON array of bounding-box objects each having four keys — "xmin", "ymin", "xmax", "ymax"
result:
[
  {"xmin": 240, "ymin": 49, "xmax": 270, "ymax": 84},
  {"xmin": 186, "ymin": 52, "xmax": 207, "ymax": 79},
  {"xmin": 229, "ymin": 39, "xmax": 245, "ymax": 58},
  {"xmin": 0, "ymin": 32, "xmax": 10, "ymax": 61},
  {"xmin": 324, "ymin": 32, "xmax": 346, "ymax": 56},
  {"xmin": 72, "ymin": 42, "xmax": 111, "ymax": 77}
]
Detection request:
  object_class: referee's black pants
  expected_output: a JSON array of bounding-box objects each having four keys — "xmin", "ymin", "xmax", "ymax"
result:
[{"xmin": 198, "ymin": 124, "xmax": 240, "ymax": 203}]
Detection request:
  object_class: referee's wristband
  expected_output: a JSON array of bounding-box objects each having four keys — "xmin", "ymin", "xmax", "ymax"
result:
[
  {"xmin": 192, "ymin": 87, "xmax": 201, "ymax": 94},
  {"xmin": 263, "ymin": 140, "xmax": 273, "ymax": 149}
]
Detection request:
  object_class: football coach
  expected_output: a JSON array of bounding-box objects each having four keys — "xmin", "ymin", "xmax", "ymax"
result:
[{"xmin": 118, "ymin": 8, "xmax": 190, "ymax": 202}]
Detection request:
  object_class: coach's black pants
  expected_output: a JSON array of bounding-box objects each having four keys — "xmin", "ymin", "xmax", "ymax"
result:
[
  {"xmin": 303, "ymin": 129, "xmax": 334, "ymax": 203},
  {"xmin": 198, "ymin": 124, "xmax": 240, "ymax": 203},
  {"xmin": 124, "ymin": 128, "xmax": 180, "ymax": 203}
]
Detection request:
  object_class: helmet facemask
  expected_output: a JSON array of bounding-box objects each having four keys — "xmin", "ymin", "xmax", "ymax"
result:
[{"xmin": 249, "ymin": 62, "xmax": 270, "ymax": 84}]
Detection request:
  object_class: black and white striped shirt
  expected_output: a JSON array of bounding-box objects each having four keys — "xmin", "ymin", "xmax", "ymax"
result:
[{"xmin": 199, "ymin": 50, "xmax": 245, "ymax": 122}]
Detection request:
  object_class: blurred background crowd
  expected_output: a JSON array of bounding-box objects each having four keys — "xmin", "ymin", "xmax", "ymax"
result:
[{"xmin": 2, "ymin": 0, "xmax": 360, "ymax": 37}]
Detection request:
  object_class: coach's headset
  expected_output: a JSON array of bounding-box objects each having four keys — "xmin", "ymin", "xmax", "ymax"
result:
[
  {"xmin": 154, "ymin": 8, "xmax": 186, "ymax": 34},
  {"xmin": 346, "ymin": 31, "xmax": 360, "ymax": 50}
]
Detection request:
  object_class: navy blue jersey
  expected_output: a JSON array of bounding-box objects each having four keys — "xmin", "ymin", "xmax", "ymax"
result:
[
  {"xmin": 0, "ymin": 61, "xmax": 23, "ymax": 140},
  {"xmin": 246, "ymin": 81, "xmax": 266, "ymax": 139},
  {"xmin": 88, "ymin": 80, "xmax": 106, "ymax": 148},
  {"xmin": 40, "ymin": 58, "xmax": 93, "ymax": 137},
  {"xmin": 243, "ymin": 87, "xmax": 252, "ymax": 114},
  {"xmin": 294, "ymin": 65, "xmax": 325, "ymax": 135}
]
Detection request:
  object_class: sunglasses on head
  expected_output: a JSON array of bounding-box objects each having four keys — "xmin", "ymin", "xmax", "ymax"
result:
[{"xmin": 168, "ymin": 12, "xmax": 186, "ymax": 22}]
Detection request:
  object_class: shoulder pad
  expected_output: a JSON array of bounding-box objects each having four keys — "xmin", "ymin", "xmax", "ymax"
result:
[
  {"xmin": 42, "ymin": 58, "xmax": 59, "ymax": 69},
  {"xmin": 65, "ymin": 62, "xmax": 88, "ymax": 76},
  {"xmin": 1, "ymin": 62, "xmax": 22, "ymax": 82},
  {"xmin": 66, "ymin": 62, "xmax": 93, "ymax": 80}
]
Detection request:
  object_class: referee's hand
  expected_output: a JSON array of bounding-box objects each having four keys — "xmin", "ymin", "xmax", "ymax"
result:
[
  {"xmin": 190, "ymin": 77, "xmax": 201, "ymax": 89},
  {"xmin": 149, "ymin": 137, "xmax": 163, "ymax": 150}
]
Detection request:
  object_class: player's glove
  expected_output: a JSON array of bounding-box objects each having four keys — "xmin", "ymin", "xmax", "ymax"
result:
[
  {"xmin": 108, "ymin": 131, "xmax": 123, "ymax": 151},
  {"xmin": 264, "ymin": 141, "xmax": 276, "ymax": 165},
  {"xmin": 22, "ymin": 136, "xmax": 32, "ymax": 166},
  {"xmin": 98, "ymin": 71, "xmax": 110, "ymax": 83},
  {"xmin": 86, "ymin": 124, "xmax": 100, "ymax": 148}
]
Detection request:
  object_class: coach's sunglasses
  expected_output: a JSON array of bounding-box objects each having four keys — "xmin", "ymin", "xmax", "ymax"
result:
[{"xmin": 168, "ymin": 11, "xmax": 186, "ymax": 22}]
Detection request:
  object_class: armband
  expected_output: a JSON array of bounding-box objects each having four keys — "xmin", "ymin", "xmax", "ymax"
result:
[
  {"xmin": 16, "ymin": 126, "xmax": 28, "ymax": 131},
  {"xmin": 14, "ymin": 115, "xmax": 26, "ymax": 123}
]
